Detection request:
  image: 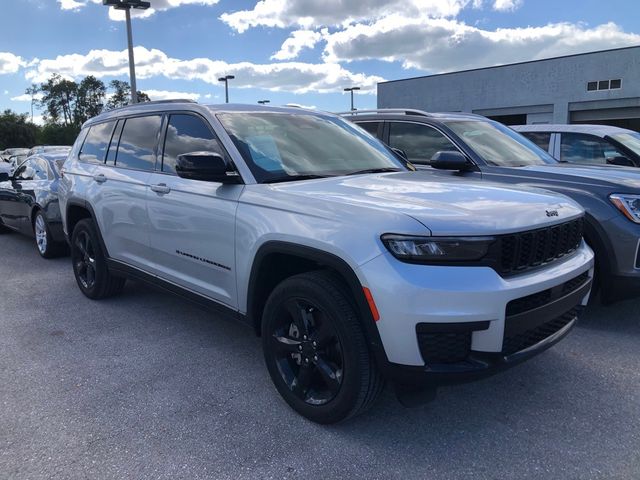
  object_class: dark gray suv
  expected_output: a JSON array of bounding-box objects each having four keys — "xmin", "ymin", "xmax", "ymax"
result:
[{"xmin": 344, "ymin": 109, "xmax": 640, "ymax": 304}]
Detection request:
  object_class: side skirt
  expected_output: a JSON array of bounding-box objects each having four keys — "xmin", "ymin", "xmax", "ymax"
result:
[{"xmin": 106, "ymin": 258, "xmax": 250, "ymax": 328}]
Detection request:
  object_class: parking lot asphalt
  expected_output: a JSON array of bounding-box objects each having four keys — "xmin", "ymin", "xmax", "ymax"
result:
[{"xmin": 1, "ymin": 232, "xmax": 639, "ymax": 480}]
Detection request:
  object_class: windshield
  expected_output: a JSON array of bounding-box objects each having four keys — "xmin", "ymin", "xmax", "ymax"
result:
[
  {"xmin": 217, "ymin": 112, "xmax": 404, "ymax": 183},
  {"xmin": 611, "ymin": 133, "xmax": 640, "ymax": 158},
  {"xmin": 445, "ymin": 120, "xmax": 557, "ymax": 167}
]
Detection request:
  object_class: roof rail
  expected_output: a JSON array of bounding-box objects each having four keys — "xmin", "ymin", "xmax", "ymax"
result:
[
  {"xmin": 336, "ymin": 108, "xmax": 433, "ymax": 117},
  {"xmin": 103, "ymin": 98, "xmax": 198, "ymax": 114}
]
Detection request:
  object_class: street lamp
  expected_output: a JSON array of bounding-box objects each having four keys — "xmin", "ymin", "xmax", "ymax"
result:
[
  {"xmin": 344, "ymin": 86, "xmax": 361, "ymax": 111},
  {"xmin": 257, "ymin": 100, "xmax": 270, "ymax": 105},
  {"xmin": 103, "ymin": 0, "xmax": 151, "ymax": 104},
  {"xmin": 218, "ymin": 75, "xmax": 235, "ymax": 103}
]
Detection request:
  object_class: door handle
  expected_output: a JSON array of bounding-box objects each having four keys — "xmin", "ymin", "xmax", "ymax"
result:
[
  {"xmin": 93, "ymin": 174, "xmax": 107, "ymax": 184},
  {"xmin": 150, "ymin": 183, "xmax": 171, "ymax": 195}
]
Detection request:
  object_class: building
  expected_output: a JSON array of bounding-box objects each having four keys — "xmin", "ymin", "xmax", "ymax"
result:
[{"xmin": 377, "ymin": 46, "xmax": 640, "ymax": 131}]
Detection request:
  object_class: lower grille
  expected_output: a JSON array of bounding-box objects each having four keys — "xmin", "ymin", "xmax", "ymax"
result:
[
  {"xmin": 417, "ymin": 332, "xmax": 471, "ymax": 364},
  {"xmin": 502, "ymin": 308, "xmax": 578, "ymax": 356}
]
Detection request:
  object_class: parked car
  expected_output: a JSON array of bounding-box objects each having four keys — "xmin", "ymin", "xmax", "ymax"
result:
[
  {"xmin": 8, "ymin": 154, "xmax": 28, "ymax": 173},
  {"xmin": 27, "ymin": 145, "xmax": 72, "ymax": 157},
  {"xmin": 0, "ymin": 152, "xmax": 69, "ymax": 258},
  {"xmin": 344, "ymin": 109, "xmax": 640, "ymax": 303},
  {"xmin": 1, "ymin": 148, "xmax": 29, "ymax": 162},
  {"xmin": 513, "ymin": 124, "xmax": 640, "ymax": 167},
  {"xmin": 59, "ymin": 101, "xmax": 593, "ymax": 423}
]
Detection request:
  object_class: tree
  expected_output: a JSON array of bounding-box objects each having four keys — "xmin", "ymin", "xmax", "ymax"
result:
[
  {"xmin": 0, "ymin": 110, "xmax": 38, "ymax": 149},
  {"xmin": 75, "ymin": 76, "xmax": 106, "ymax": 125},
  {"xmin": 37, "ymin": 74, "xmax": 78, "ymax": 126},
  {"xmin": 105, "ymin": 80, "xmax": 150, "ymax": 109}
]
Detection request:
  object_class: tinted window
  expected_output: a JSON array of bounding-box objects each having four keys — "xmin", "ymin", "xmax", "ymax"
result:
[
  {"xmin": 521, "ymin": 132, "xmax": 552, "ymax": 151},
  {"xmin": 357, "ymin": 122, "xmax": 381, "ymax": 139},
  {"xmin": 115, "ymin": 115, "xmax": 162, "ymax": 171},
  {"xmin": 560, "ymin": 133, "xmax": 627, "ymax": 165},
  {"xmin": 80, "ymin": 121, "xmax": 116, "ymax": 164},
  {"xmin": 15, "ymin": 160, "xmax": 36, "ymax": 180},
  {"xmin": 587, "ymin": 81, "xmax": 598, "ymax": 91},
  {"xmin": 610, "ymin": 79, "xmax": 622, "ymax": 89},
  {"xmin": 389, "ymin": 122, "xmax": 458, "ymax": 164},
  {"xmin": 163, "ymin": 114, "xmax": 221, "ymax": 174},
  {"xmin": 33, "ymin": 159, "xmax": 49, "ymax": 180},
  {"xmin": 598, "ymin": 80, "xmax": 610, "ymax": 90}
]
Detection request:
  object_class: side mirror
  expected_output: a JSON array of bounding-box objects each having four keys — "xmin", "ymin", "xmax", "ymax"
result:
[
  {"xmin": 430, "ymin": 151, "xmax": 470, "ymax": 171},
  {"xmin": 607, "ymin": 156, "xmax": 635, "ymax": 167},
  {"xmin": 176, "ymin": 151, "xmax": 240, "ymax": 183},
  {"xmin": 0, "ymin": 172, "xmax": 9, "ymax": 182}
]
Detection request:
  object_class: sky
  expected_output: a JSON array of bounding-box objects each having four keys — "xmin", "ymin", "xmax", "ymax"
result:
[{"xmin": 0, "ymin": 0, "xmax": 639, "ymax": 121}]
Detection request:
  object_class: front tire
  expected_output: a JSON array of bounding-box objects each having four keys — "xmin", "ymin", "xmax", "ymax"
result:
[
  {"xmin": 262, "ymin": 271, "xmax": 384, "ymax": 424},
  {"xmin": 71, "ymin": 218, "xmax": 125, "ymax": 299}
]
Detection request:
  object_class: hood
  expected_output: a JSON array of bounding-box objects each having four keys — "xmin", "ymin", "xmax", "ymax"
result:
[
  {"xmin": 269, "ymin": 172, "xmax": 583, "ymax": 236},
  {"xmin": 517, "ymin": 163, "xmax": 640, "ymax": 191}
]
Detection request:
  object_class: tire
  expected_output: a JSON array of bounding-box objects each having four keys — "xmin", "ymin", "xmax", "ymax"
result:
[
  {"xmin": 261, "ymin": 270, "xmax": 384, "ymax": 424},
  {"xmin": 70, "ymin": 218, "xmax": 125, "ymax": 299},
  {"xmin": 33, "ymin": 210, "xmax": 66, "ymax": 259}
]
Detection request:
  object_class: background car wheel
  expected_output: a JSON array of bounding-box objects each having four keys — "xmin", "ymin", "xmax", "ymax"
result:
[
  {"xmin": 262, "ymin": 270, "xmax": 384, "ymax": 424},
  {"xmin": 33, "ymin": 211, "xmax": 66, "ymax": 259},
  {"xmin": 71, "ymin": 218, "xmax": 125, "ymax": 299}
]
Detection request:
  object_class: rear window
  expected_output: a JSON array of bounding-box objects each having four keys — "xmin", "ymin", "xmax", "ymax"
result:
[
  {"xmin": 115, "ymin": 115, "xmax": 162, "ymax": 171},
  {"xmin": 521, "ymin": 132, "xmax": 552, "ymax": 151},
  {"xmin": 79, "ymin": 121, "xmax": 116, "ymax": 164}
]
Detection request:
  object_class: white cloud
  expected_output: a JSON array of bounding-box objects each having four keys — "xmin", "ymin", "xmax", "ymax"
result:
[
  {"xmin": 322, "ymin": 18, "xmax": 640, "ymax": 73},
  {"xmin": 493, "ymin": 0, "xmax": 523, "ymax": 11},
  {"xmin": 11, "ymin": 93, "xmax": 44, "ymax": 102},
  {"xmin": 221, "ymin": 0, "xmax": 468, "ymax": 33},
  {"xmin": 25, "ymin": 47, "xmax": 384, "ymax": 94},
  {"xmin": 0, "ymin": 52, "xmax": 26, "ymax": 75},
  {"xmin": 271, "ymin": 29, "xmax": 324, "ymax": 60},
  {"xmin": 144, "ymin": 89, "xmax": 200, "ymax": 101},
  {"xmin": 59, "ymin": 0, "xmax": 220, "ymax": 20}
]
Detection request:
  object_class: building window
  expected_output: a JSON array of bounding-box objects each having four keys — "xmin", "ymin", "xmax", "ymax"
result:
[
  {"xmin": 610, "ymin": 79, "xmax": 622, "ymax": 89},
  {"xmin": 598, "ymin": 80, "xmax": 610, "ymax": 90},
  {"xmin": 587, "ymin": 79, "xmax": 623, "ymax": 92}
]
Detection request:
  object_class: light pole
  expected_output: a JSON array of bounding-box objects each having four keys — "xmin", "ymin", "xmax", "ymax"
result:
[
  {"xmin": 257, "ymin": 100, "xmax": 270, "ymax": 105},
  {"xmin": 218, "ymin": 75, "xmax": 235, "ymax": 103},
  {"xmin": 103, "ymin": 0, "xmax": 150, "ymax": 104},
  {"xmin": 344, "ymin": 86, "xmax": 360, "ymax": 111}
]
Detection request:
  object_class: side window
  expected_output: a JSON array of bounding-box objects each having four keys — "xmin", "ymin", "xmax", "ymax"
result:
[
  {"xmin": 79, "ymin": 121, "xmax": 116, "ymax": 164},
  {"xmin": 33, "ymin": 159, "xmax": 49, "ymax": 180},
  {"xmin": 115, "ymin": 115, "xmax": 162, "ymax": 171},
  {"xmin": 560, "ymin": 133, "xmax": 627, "ymax": 164},
  {"xmin": 388, "ymin": 122, "xmax": 459, "ymax": 164},
  {"xmin": 521, "ymin": 132, "xmax": 552, "ymax": 152},
  {"xmin": 162, "ymin": 114, "xmax": 222, "ymax": 174},
  {"xmin": 15, "ymin": 160, "xmax": 35, "ymax": 180},
  {"xmin": 357, "ymin": 122, "xmax": 381, "ymax": 139}
]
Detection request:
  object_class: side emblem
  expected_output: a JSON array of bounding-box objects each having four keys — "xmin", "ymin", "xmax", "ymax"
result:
[{"xmin": 546, "ymin": 210, "xmax": 559, "ymax": 217}]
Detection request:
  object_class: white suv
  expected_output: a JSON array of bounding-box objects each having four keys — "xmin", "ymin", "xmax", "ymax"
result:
[{"xmin": 59, "ymin": 101, "xmax": 594, "ymax": 423}]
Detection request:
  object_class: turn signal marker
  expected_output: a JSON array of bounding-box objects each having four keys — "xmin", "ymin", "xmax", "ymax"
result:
[{"xmin": 363, "ymin": 287, "xmax": 380, "ymax": 321}]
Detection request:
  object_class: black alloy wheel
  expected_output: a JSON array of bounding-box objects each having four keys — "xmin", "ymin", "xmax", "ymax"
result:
[
  {"xmin": 70, "ymin": 219, "xmax": 125, "ymax": 299},
  {"xmin": 270, "ymin": 297, "xmax": 344, "ymax": 406},
  {"xmin": 262, "ymin": 271, "xmax": 384, "ymax": 424}
]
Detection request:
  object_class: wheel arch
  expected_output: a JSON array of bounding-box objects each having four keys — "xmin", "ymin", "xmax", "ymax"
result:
[
  {"xmin": 65, "ymin": 200, "xmax": 110, "ymax": 256},
  {"xmin": 246, "ymin": 241, "xmax": 390, "ymax": 368}
]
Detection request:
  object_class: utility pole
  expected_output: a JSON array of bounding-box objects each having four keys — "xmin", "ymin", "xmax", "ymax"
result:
[{"xmin": 103, "ymin": 0, "xmax": 151, "ymax": 104}]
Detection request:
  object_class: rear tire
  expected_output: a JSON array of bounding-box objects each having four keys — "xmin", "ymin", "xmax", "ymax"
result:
[
  {"xmin": 261, "ymin": 270, "xmax": 384, "ymax": 424},
  {"xmin": 33, "ymin": 210, "xmax": 66, "ymax": 259},
  {"xmin": 71, "ymin": 218, "xmax": 125, "ymax": 299}
]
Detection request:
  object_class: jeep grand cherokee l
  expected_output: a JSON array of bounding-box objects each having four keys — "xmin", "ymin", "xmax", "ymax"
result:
[{"xmin": 59, "ymin": 101, "xmax": 594, "ymax": 423}]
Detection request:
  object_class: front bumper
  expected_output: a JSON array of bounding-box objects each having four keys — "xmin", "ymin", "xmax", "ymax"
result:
[{"xmin": 358, "ymin": 241, "xmax": 594, "ymax": 382}]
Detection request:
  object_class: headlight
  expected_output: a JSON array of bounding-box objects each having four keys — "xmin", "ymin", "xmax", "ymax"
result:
[
  {"xmin": 381, "ymin": 234, "xmax": 495, "ymax": 263},
  {"xmin": 610, "ymin": 194, "xmax": 640, "ymax": 224}
]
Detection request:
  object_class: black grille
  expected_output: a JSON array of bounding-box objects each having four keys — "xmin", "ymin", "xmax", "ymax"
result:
[
  {"xmin": 417, "ymin": 332, "xmax": 471, "ymax": 364},
  {"xmin": 502, "ymin": 309, "xmax": 578, "ymax": 356},
  {"xmin": 506, "ymin": 271, "xmax": 590, "ymax": 317},
  {"xmin": 497, "ymin": 218, "xmax": 583, "ymax": 276}
]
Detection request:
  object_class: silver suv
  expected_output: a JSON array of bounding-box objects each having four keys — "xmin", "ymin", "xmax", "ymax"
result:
[{"xmin": 59, "ymin": 101, "xmax": 594, "ymax": 423}]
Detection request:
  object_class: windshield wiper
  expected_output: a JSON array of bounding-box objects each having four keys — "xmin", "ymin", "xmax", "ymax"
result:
[
  {"xmin": 264, "ymin": 174, "xmax": 332, "ymax": 184},
  {"xmin": 345, "ymin": 167, "xmax": 402, "ymax": 176}
]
